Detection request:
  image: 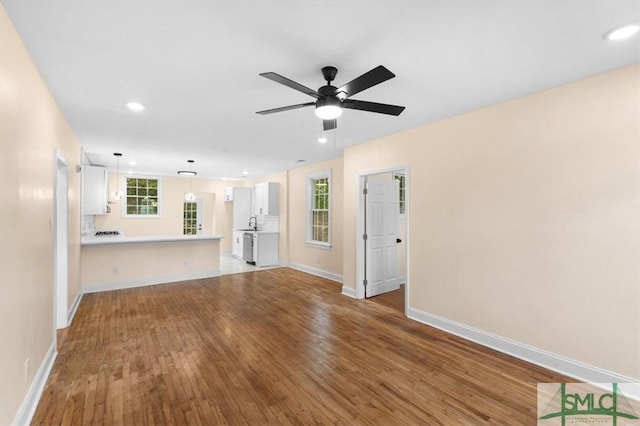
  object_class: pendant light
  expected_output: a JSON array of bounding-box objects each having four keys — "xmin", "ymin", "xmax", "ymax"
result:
[
  {"xmin": 178, "ymin": 160, "xmax": 197, "ymax": 201},
  {"xmin": 113, "ymin": 153, "xmax": 124, "ymax": 200}
]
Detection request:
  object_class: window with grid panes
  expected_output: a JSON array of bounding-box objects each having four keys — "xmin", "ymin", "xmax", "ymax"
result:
[
  {"xmin": 183, "ymin": 202, "xmax": 198, "ymax": 235},
  {"xmin": 307, "ymin": 170, "xmax": 331, "ymax": 246},
  {"xmin": 125, "ymin": 177, "xmax": 160, "ymax": 216},
  {"xmin": 394, "ymin": 173, "xmax": 406, "ymax": 215}
]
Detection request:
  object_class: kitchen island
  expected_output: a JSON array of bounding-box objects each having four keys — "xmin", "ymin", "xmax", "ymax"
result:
[{"xmin": 81, "ymin": 235, "xmax": 222, "ymax": 293}]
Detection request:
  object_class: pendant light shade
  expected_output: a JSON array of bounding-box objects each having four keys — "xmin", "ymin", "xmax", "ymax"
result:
[
  {"xmin": 113, "ymin": 153, "xmax": 124, "ymax": 200},
  {"xmin": 179, "ymin": 160, "xmax": 197, "ymax": 201}
]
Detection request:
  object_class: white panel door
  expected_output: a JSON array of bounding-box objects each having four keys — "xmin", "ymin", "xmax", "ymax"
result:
[{"xmin": 365, "ymin": 179, "xmax": 400, "ymax": 297}]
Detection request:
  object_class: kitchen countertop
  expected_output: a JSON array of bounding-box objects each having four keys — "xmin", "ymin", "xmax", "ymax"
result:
[
  {"xmin": 234, "ymin": 229, "xmax": 279, "ymax": 234},
  {"xmin": 82, "ymin": 235, "xmax": 223, "ymax": 246}
]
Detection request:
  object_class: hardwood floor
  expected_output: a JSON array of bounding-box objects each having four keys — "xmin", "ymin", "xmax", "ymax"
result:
[
  {"xmin": 33, "ymin": 268, "xmax": 569, "ymax": 425},
  {"xmin": 368, "ymin": 284, "xmax": 405, "ymax": 313}
]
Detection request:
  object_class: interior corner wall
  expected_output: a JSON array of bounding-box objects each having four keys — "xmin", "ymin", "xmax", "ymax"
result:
[
  {"xmin": 0, "ymin": 5, "xmax": 82, "ymax": 424},
  {"xmin": 343, "ymin": 64, "xmax": 640, "ymax": 380},
  {"xmin": 287, "ymin": 157, "xmax": 344, "ymax": 278}
]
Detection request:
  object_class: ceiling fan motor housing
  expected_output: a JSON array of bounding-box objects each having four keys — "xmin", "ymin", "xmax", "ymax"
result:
[{"xmin": 321, "ymin": 66, "xmax": 338, "ymax": 83}]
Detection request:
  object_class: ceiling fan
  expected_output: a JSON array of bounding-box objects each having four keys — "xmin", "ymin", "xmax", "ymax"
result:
[{"xmin": 256, "ymin": 65, "xmax": 405, "ymax": 131}]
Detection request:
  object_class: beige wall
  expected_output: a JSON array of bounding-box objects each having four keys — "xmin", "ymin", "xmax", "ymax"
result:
[
  {"xmin": 82, "ymin": 240, "xmax": 220, "ymax": 291},
  {"xmin": 94, "ymin": 174, "xmax": 235, "ymax": 252},
  {"xmin": 0, "ymin": 6, "xmax": 82, "ymax": 424},
  {"xmin": 343, "ymin": 64, "xmax": 640, "ymax": 379},
  {"xmin": 288, "ymin": 157, "xmax": 344, "ymax": 276}
]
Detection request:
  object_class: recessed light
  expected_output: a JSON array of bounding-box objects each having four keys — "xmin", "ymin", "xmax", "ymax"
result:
[
  {"xmin": 242, "ymin": 170, "xmax": 248, "ymax": 176},
  {"xmin": 603, "ymin": 24, "xmax": 640, "ymax": 41},
  {"xmin": 318, "ymin": 137, "xmax": 328, "ymax": 144},
  {"xmin": 126, "ymin": 101, "xmax": 145, "ymax": 112},
  {"xmin": 128, "ymin": 161, "xmax": 137, "ymax": 166},
  {"xmin": 127, "ymin": 170, "xmax": 133, "ymax": 174}
]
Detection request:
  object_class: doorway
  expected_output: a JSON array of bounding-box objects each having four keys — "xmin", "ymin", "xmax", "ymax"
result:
[
  {"xmin": 356, "ymin": 167, "xmax": 409, "ymax": 315},
  {"xmin": 55, "ymin": 153, "xmax": 69, "ymax": 330},
  {"xmin": 183, "ymin": 198, "xmax": 203, "ymax": 235}
]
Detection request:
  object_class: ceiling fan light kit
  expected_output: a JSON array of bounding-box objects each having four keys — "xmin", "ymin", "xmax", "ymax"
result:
[
  {"xmin": 315, "ymin": 97, "xmax": 342, "ymax": 120},
  {"xmin": 257, "ymin": 65, "xmax": 405, "ymax": 131}
]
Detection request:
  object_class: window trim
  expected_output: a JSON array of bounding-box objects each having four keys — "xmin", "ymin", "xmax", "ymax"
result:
[
  {"xmin": 121, "ymin": 175, "xmax": 163, "ymax": 218},
  {"xmin": 305, "ymin": 169, "xmax": 332, "ymax": 248},
  {"xmin": 393, "ymin": 172, "xmax": 406, "ymax": 218}
]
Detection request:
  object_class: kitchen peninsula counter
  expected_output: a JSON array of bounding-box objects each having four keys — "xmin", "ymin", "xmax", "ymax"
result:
[
  {"xmin": 81, "ymin": 235, "xmax": 222, "ymax": 293},
  {"xmin": 81, "ymin": 234, "xmax": 223, "ymax": 246}
]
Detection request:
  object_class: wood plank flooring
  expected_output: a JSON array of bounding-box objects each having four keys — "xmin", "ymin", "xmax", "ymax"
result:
[
  {"xmin": 33, "ymin": 268, "xmax": 570, "ymax": 425},
  {"xmin": 368, "ymin": 284, "xmax": 405, "ymax": 313}
]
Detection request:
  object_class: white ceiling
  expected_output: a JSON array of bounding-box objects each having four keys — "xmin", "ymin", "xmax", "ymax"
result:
[{"xmin": 4, "ymin": 1, "xmax": 639, "ymax": 180}]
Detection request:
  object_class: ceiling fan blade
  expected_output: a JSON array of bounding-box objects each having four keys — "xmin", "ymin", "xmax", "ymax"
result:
[
  {"xmin": 323, "ymin": 119, "xmax": 337, "ymax": 131},
  {"xmin": 335, "ymin": 65, "xmax": 395, "ymax": 98},
  {"xmin": 259, "ymin": 72, "xmax": 321, "ymax": 99},
  {"xmin": 342, "ymin": 99, "xmax": 405, "ymax": 116},
  {"xmin": 256, "ymin": 102, "xmax": 315, "ymax": 115}
]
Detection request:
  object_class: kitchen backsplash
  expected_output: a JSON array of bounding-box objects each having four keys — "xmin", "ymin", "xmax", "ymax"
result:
[
  {"xmin": 81, "ymin": 215, "xmax": 95, "ymax": 236},
  {"xmin": 258, "ymin": 215, "xmax": 279, "ymax": 232}
]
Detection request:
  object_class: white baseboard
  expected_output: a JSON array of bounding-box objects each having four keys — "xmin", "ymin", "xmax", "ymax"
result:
[
  {"xmin": 67, "ymin": 291, "xmax": 83, "ymax": 325},
  {"xmin": 83, "ymin": 270, "xmax": 221, "ymax": 294},
  {"xmin": 12, "ymin": 342, "xmax": 57, "ymax": 426},
  {"xmin": 341, "ymin": 286, "xmax": 357, "ymax": 298},
  {"xmin": 407, "ymin": 307, "xmax": 640, "ymax": 398},
  {"xmin": 287, "ymin": 262, "xmax": 343, "ymax": 284}
]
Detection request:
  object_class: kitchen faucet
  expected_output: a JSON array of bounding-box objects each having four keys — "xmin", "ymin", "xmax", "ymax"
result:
[{"xmin": 248, "ymin": 216, "xmax": 257, "ymax": 231}]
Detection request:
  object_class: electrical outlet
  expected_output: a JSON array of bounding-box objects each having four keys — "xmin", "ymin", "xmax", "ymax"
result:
[{"xmin": 24, "ymin": 358, "xmax": 30, "ymax": 381}]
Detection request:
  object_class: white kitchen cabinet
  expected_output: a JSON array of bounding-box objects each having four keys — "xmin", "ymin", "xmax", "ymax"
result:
[
  {"xmin": 82, "ymin": 165, "xmax": 108, "ymax": 215},
  {"xmin": 231, "ymin": 187, "xmax": 253, "ymax": 229},
  {"xmin": 254, "ymin": 182, "xmax": 279, "ymax": 216},
  {"xmin": 256, "ymin": 232, "xmax": 279, "ymax": 266},
  {"xmin": 232, "ymin": 231, "xmax": 244, "ymax": 258},
  {"xmin": 224, "ymin": 187, "xmax": 233, "ymax": 202}
]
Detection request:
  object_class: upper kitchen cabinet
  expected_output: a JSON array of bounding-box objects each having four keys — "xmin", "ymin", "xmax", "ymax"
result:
[
  {"xmin": 224, "ymin": 187, "xmax": 233, "ymax": 202},
  {"xmin": 82, "ymin": 165, "xmax": 108, "ymax": 215},
  {"xmin": 254, "ymin": 182, "xmax": 279, "ymax": 216},
  {"xmin": 231, "ymin": 187, "xmax": 253, "ymax": 229}
]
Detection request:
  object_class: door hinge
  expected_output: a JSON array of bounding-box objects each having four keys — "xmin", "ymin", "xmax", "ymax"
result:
[
  {"xmin": 363, "ymin": 279, "xmax": 368, "ymax": 287},
  {"xmin": 363, "ymin": 234, "xmax": 368, "ymax": 240},
  {"xmin": 363, "ymin": 187, "xmax": 368, "ymax": 195}
]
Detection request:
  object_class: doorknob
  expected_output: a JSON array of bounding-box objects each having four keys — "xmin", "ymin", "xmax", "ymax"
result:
[{"xmin": 396, "ymin": 238, "xmax": 402, "ymax": 244}]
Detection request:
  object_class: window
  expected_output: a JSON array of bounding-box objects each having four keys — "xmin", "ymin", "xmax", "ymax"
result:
[
  {"xmin": 307, "ymin": 170, "xmax": 331, "ymax": 247},
  {"xmin": 183, "ymin": 202, "xmax": 198, "ymax": 235},
  {"xmin": 394, "ymin": 172, "xmax": 406, "ymax": 215},
  {"xmin": 124, "ymin": 177, "xmax": 161, "ymax": 216}
]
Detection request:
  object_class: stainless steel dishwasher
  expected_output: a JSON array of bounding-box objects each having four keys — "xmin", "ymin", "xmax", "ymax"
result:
[{"xmin": 243, "ymin": 232, "xmax": 255, "ymax": 265}]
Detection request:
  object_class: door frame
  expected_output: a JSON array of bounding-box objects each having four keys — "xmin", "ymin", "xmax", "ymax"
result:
[
  {"xmin": 54, "ymin": 152, "xmax": 69, "ymax": 331},
  {"xmin": 355, "ymin": 166, "xmax": 409, "ymax": 314}
]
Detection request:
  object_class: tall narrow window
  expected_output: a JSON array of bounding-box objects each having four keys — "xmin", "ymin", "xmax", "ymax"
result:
[
  {"xmin": 394, "ymin": 172, "xmax": 406, "ymax": 215},
  {"xmin": 183, "ymin": 201, "xmax": 198, "ymax": 235},
  {"xmin": 306, "ymin": 170, "xmax": 331, "ymax": 246},
  {"xmin": 124, "ymin": 177, "xmax": 161, "ymax": 216}
]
